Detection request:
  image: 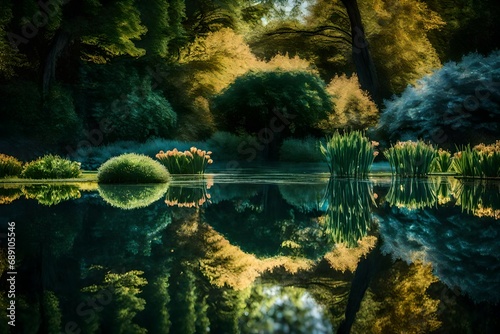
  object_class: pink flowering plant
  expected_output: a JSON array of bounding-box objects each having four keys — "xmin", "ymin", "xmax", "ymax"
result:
[{"xmin": 156, "ymin": 147, "xmax": 213, "ymax": 174}]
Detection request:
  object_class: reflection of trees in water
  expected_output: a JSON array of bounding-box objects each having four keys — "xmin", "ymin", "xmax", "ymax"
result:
[
  {"xmin": 279, "ymin": 182, "xmax": 327, "ymax": 212},
  {"xmin": 352, "ymin": 261, "xmax": 441, "ymax": 333},
  {"xmin": 379, "ymin": 205, "xmax": 500, "ymax": 303},
  {"xmin": 240, "ymin": 285, "xmax": 333, "ymax": 333},
  {"xmin": 205, "ymin": 183, "xmax": 329, "ymax": 259},
  {"xmin": 322, "ymin": 178, "xmax": 376, "ymax": 247}
]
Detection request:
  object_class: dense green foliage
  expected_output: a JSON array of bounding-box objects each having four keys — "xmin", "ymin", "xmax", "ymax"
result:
[
  {"xmin": 384, "ymin": 141, "xmax": 437, "ymax": 177},
  {"xmin": 212, "ymin": 71, "xmax": 332, "ymax": 138},
  {"xmin": 377, "ymin": 52, "xmax": 500, "ymax": 147},
  {"xmin": 21, "ymin": 155, "xmax": 81, "ymax": 179},
  {"xmin": 320, "ymin": 131, "xmax": 377, "ymax": 178},
  {"xmin": 98, "ymin": 153, "xmax": 170, "ymax": 184},
  {"xmin": 0, "ymin": 153, "xmax": 23, "ymax": 177},
  {"xmin": 1, "ymin": 0, "xmax": 499, "ymax": 164}
]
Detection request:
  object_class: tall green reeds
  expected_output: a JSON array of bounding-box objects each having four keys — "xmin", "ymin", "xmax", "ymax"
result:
[
  {"xmin": 320, "ymin": 131, "xmax": 378, "ymax": 178},
  {"xmin": 384, "ymin": 140, "xmax": 437, "ymax": 177},
  {"xmin": 430, "ymin": 149, "xmax": 452, "ymax": 173},
  {"xmin": 452, "ymin": 142, "xmax": 500, "ymax": 178}
]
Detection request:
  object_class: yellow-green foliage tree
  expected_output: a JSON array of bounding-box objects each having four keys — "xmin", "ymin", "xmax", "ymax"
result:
[
  {"xmin": 171, "ymin": 27, "xmax": 314, "ymax": 139},
  {"xmin": 319, "ymin": 74, "xmax": 379, "ymax": 132},
  {"xmin": 361, "ymin": 0, "xmax": 445, "ymax": 94},
  {"xmin": 352, "ymin": 261, "xmax": 441, "ymax": 333}
]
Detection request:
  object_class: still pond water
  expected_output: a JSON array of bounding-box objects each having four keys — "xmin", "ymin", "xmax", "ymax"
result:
[{"xmin": 1, "ymin": 166, "xmax": 499, "ymax": 334}]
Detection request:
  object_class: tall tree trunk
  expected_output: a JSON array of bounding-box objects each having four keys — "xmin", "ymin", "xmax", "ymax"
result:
[
  {"xmin": 43, "ymin": 30, "xmax": 70, "ymax": 95},
  {"xmin": 340, "ymin": 0, "xmax": 379, "ymax": 101}
]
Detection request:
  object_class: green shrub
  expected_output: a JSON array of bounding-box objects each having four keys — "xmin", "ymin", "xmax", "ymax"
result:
[
  {"xmin": 0, "ymin": 153, "xmax": 23, "ymax": 177},
  {"xmin": 320, "ymin": 131, "xmax": 378, "ymax": 178},
  {"xmin": 384, "ymin": 140, "xmax": 437, "ymax": 177},
  {"xmin": 21, "ymin": 155, "xmax": 81, "ymax": 179},
  {"xmin": 156, "ymin": 147, "xmax": 213, "ymax": 174},
  {"xmin": 430, "ymin": 149, "xmax": 452, "ymax": 173},
  {"xmin": 98, "ymin": 153, "xmax": 170, "ymax": 184},
  {"xmin": 98, "ymin": 184, "xmax": 169, "ymax": 209},
  {"xmin": 279, "ymin": 137, "xmax": 324, "ymax": 162}
]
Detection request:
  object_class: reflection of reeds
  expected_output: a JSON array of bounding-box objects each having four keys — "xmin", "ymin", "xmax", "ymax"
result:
[
  {"xmin": 453, "ymin": 181, "xmax": 500, "ymax": 219},
  {"xmin": 321, "ymin": 178, "xmax": 375, "ymax": 247},
  {"xmin": 165, "ymin": 177, "xmax": 213, "ymax": 208},
  {"xmin": 386, "ymin": 178, "xmax": 437, "ymax": 210},
  {"xmin": 22, "ymin": 184, "xmax": 81, "ymax": 206}
]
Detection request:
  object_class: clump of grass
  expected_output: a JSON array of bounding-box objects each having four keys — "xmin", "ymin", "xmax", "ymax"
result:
[
  {"xmin": 21, "ymin": 155, "xmax": 81, "ymax": 179},
  {"xmin": 97, "ymin": 153, "xmax": 170, "ymax": 184},
  {"xmin": 451, "ymin": 142, "xmax": 500, "ymax": 178},
  {"xmin": 156, "ymin": 147, "xmax": 213, "ymax": 174},
  {"xmin": 0, "ymin": 154, "xmax": 23, "ymax": 178},
  {"xmin": 430, "ymin": 149, "xmax": 452, "ymax": 173},
  {"xmin": 319, "ymin": 131, "xmax": 378, "ymax": 178},
  {"xmin": 384, "ymin": 140, "xmax": 437, "ymax": 177}
]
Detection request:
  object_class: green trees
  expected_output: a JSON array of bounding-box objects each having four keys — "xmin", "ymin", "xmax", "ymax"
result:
[
  {"xmin": 212, "ymin": 70, "xmax": 332, "ymax": 158},
  {"xmin": 213, "ymin": 71, "xmax": 331, "ymax": 136}
]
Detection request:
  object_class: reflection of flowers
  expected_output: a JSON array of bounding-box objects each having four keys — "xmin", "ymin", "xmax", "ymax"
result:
[
  {"xmin": 98, "ymin": 184, "xmax": 169, "ymax": 209},
  {"xmin": 165, "ymin": 177, "xmax": 212, "ymax": 208},
  {"xmin": 321, "ymin": 178, "xmax": 375, "ymax": 247},
  {"xmin": 22, "ymin": 184, "xmax": 81, "ymax": 206}
]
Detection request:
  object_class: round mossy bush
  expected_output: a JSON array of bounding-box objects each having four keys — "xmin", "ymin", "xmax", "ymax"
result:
[
  {"xmin": 98, "ymin": 184, "xmax": 169, "ymax": 209},
  {"xmin": 97, "ymin": 153, "xmax": 170, "ymax": 184}
]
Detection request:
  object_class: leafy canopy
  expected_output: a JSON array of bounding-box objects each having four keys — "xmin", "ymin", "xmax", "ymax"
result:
[{"xmin": 212, "ymin": 70, "xmax": 332, "ymax": 137}]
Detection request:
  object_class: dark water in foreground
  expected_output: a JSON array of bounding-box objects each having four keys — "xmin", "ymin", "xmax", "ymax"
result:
[{"xmin": 0, "ymin": 171, "xmax": 499, "ymax": 334}]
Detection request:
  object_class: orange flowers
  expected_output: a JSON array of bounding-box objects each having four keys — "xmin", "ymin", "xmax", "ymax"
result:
[{"xmin": 156, "ymin": 147, "xmax": 213, "ymax": 174}]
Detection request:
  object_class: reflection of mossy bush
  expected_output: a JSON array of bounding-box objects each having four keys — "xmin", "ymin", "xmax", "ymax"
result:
[
  {"xmin": 98, "ymin": 153, "xmax": 170, "ymax": 184},
  {"xmin": 98, "ymin": 184, "xmax": 169, "ymax": 209},
  {"xmin": 0, "ymin": 186, "xmax": 23, "ymax": 205},
  {"xmin": 0, "ymin": 154, "xmax": 23, "ymax": 177},
  {"xmin": 21, "ymin": 155, "xmax": 81, "ymax": 179},
  {"xmin": 279, "ymin": 182, "xmax": 326, "ymax": 212},
  {"xmin": 22, "ymin": 185, "xmax": 81, "ymax": 206}
]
